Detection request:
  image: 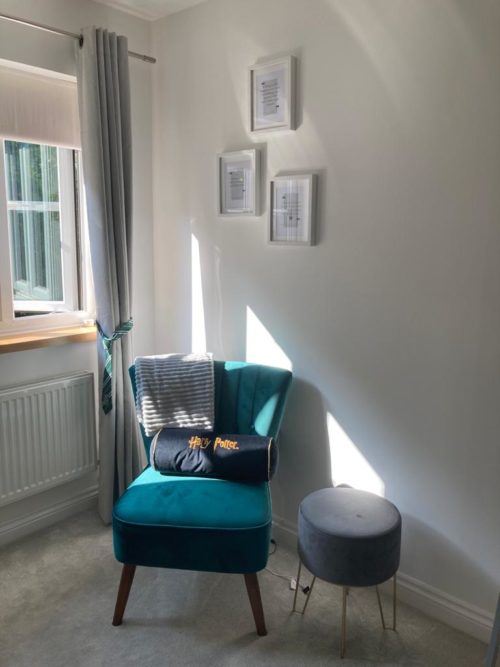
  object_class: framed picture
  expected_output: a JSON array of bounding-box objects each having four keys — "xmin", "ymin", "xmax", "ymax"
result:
[
  {"xmin": 269, "ymin": 174, "xmax": 317, "ymax": 245},
  {"xmin": 249, "ymin": 55, "xmax": 296, "ymax": 133},
  {"xmin": 217, "ymin": 149, "xmax": 260, "ymax": 216}
]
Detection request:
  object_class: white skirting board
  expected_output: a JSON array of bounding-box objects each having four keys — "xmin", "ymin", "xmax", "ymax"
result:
[
  {"xmin": 0, "ymin": 484, "xmax": 98, "ymax": 547},
  {"xmin": 272, "ymin": 514, "xmax": 493, "ymax": 644}
]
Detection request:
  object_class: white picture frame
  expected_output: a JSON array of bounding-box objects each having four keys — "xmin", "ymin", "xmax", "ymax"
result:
[
  {"xmin": 249, "ymin": 55, "xmax": 296, "ymax": 133},
  {"xmin": 269, "ymin": 174, "xmax": 317, "ymax": 246},
  {"xmin": 217, "ymin": 149, "xmax": 260, "ymax": 216}
]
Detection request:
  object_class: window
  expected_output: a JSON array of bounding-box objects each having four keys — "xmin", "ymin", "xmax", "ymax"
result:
[
  {"xmin": 0, "ymin": 60, "xmax": 91, "ymax": 332},
  {"xmin": 2, "ymin": 140, "xmax": 79, "ymax": 317}
]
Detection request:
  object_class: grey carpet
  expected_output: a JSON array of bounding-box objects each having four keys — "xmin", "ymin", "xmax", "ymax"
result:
[{"xmin": 0, "ymin": 510, "xmax": 486, "ymax": 667}]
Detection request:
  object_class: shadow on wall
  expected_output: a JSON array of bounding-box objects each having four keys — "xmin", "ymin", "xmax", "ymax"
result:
[
  {"xmin": 402, "ymin": 514, "xmax": 499, "ymax": 614},
  {"xmin": 244, "ymin": 304, "xmax": 384, "ymax": 514},
  {"xmin": 273, "ymin": 376, "xmax": 387, "ymax": 520},
  {"xmin": 273, "ymin": 377, "xmax": 332, "ymax": 516},
  {"xmin": 241, "ymin": 306, "xmax": 498, "ymax": 614}
]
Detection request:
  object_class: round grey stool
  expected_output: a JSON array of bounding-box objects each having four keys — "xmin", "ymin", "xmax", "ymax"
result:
[{"xmin": 293, "ymin": 487, "xmax": 402, "ymax": 659}]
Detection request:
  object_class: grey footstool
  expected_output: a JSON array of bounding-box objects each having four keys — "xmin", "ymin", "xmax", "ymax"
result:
[{"xmin": 293, "ymin": 487, "xmax": 402, "ymax": 658}]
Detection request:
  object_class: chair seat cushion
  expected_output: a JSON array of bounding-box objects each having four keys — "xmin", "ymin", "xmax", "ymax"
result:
[{"xmin": 112, "ymin": 467, "xmax": 272, "ymax": 573}]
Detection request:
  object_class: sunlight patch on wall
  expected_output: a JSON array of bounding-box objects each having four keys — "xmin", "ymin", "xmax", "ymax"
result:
[
  {"xmin": 191, "ymin": 233, "xmax": 206, "ymax": 353},
  {"xmin": 246, "ymin": 306, "xmax": 292, "ymax": 370},
  {"xmin": 327, "ymin": 412, "xmax": 385, "ymax": 496}
]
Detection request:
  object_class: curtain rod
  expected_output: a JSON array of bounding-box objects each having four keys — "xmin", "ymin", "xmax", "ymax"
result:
[{"xmin": 0, "ymin": 11, "xmax": 156, "ymax": 64}]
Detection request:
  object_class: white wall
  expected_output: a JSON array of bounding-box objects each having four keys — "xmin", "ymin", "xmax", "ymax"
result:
[
  {"xmin": 152, "ymin": 0, "xmax": 500, "ymax": 633},
  {"xmin": 0, "ymin": 0, "xmax": 155, "ymax": 538}
]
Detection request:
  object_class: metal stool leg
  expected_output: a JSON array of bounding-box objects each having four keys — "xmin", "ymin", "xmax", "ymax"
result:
[
  {"xmin": 292, "ymin": 560, "xmax": 316, "ymax": 615},
  {"xmin": 375, "ymin": 585, "xmax": 386, "ymax": 629},
  {"xmin": 485, "ymin": 593, "xmax": 500, "ymax": 667},
  {"xmin": 393, "ymin": 574, "xmax": 397, "ymax": 631},
  {"xmin": 301, "ymin": 575, "xmax": 316, "ymax": 615},
  {"xmin": 292, "ymin": 560, "xmax": 302, "ymax": 612},
  {"xmin": 340, "ymin": 586, "xmax": 348, "ymax": 659}
]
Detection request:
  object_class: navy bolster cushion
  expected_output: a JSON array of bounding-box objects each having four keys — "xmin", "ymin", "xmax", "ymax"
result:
[{"xmin": 150, "ymin": 428, "xmax": 278, "ymax": 482}]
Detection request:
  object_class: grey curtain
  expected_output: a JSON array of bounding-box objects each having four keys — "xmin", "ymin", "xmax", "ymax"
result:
[{"xmin": 77, "ymin": 27, "xmax": 141, "ymax": 523}]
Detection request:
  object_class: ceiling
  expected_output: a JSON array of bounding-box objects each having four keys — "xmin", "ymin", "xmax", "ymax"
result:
[{"xmin": 94, "ymin": 0, "xmax": 207, "ymax": 21}]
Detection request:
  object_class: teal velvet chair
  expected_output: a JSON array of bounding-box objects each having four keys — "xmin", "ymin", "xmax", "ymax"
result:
[{"xmin": 112, "ymin": 360, "xmax": 292, "ymax": 635}]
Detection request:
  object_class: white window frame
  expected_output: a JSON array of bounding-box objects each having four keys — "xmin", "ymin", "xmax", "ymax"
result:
[{"xmin": 0, "ymin": 140, "xmax": 92, "ymax": 334}]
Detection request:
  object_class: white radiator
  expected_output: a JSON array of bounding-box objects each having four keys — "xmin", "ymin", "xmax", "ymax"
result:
[{"xmin": 0, "ymin": 372, "xmax": 97, "ymax": 507}]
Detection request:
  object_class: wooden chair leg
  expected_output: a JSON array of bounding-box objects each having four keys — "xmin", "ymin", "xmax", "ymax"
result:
[
  {"xmin": 244, "ymin": 573, "xmax": 267, "ymax": 636},
  {"xmin": 112, "ymin": 564, "xmax": 136, "ymax": 626}
]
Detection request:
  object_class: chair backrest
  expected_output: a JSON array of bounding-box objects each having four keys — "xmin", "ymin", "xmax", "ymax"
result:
[{"xmin": 130, "ymin": 360, "xmax": 292, "ymax": 460}]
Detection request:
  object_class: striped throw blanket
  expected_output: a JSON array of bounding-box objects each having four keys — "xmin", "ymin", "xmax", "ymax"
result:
[{"xmin": 135, "ymin": 353, "xmax": 214, "ymax": 437}]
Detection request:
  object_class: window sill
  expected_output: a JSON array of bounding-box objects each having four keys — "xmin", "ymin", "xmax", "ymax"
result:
[{"xmin": 0, "ymin": 325, "xmax": 97, "ymax": 355}]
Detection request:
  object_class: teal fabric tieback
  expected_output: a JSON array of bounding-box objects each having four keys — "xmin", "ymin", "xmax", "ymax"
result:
[{"xmin": 96, "ymin": 318, "xmax": 134, "ymax": 414}]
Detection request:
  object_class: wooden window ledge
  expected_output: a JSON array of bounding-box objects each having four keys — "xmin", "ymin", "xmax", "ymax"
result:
[{"xmin": 0, "ymin": 325, "xmax": 97, "ymax": 354}]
